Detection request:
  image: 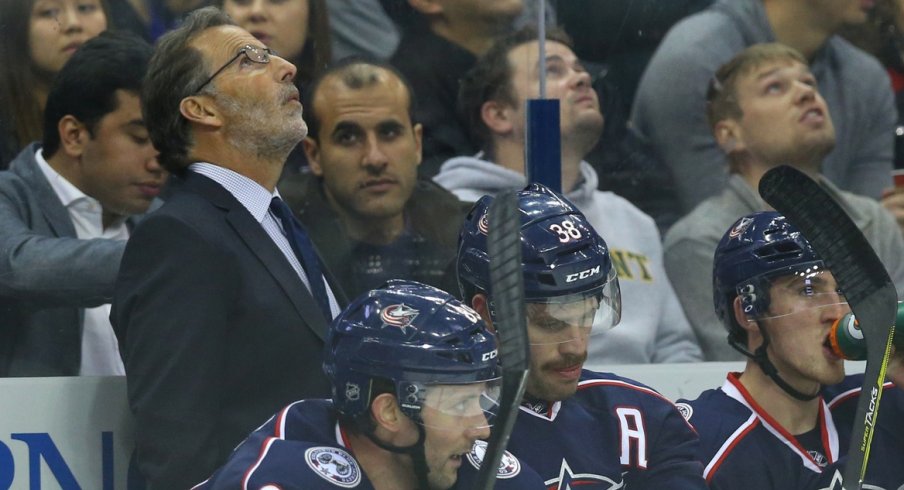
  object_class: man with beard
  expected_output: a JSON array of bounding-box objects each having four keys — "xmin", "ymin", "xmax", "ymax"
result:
[
  {"xmin": 456, "ymin": 183, "xmax": 708, "ymax": 489},
  {"xmin": 632, "ymin": 0, "xmax": 895, "ymax": 213},
  {"xmin": 677, "ymin": 210, "xmax": 904, "ymax": 489},
  {"xmin": 436, "ymin": 26, "xmax": 701, "ymax": 365},
  {"xmin": 278, "ymin": 59, "xmax": 469, "ymax": 299},
  {"xmin": 664, "ymin": 43, "xmax": 904, "ymax": 361},
  {"xmin": 110, "ymin": 7, "xmax": 344, "ymax": 489}
]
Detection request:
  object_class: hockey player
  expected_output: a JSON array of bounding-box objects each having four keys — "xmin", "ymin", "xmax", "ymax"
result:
[
  {"xmin": 678, "ymin": 210, "xmax": 904, "ymax": 489},
  {"xmin": 457, "ymin": 183, "xmax": 708, "ymax": 489},
  {"xmin": 194, "ymin": 280, "xmax": 545, "ymax": 489}
]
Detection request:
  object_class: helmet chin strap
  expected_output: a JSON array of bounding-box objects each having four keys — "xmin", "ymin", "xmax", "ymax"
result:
[
  {"xmin": 365, "ymin": 423, "xmax": 431, "ymax": 490},
  {"xmin": 729, "ymin": 328, "xmax": 819, "ymax": 402}
]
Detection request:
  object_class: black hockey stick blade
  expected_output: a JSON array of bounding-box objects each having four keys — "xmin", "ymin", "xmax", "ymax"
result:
[
  {"xmin": 759, "ymin": 166, "xmax": 897, "ymax": 490},
  {"xmin": 475, "ymin": 190, "xmax": 531, "ymax": 490}
]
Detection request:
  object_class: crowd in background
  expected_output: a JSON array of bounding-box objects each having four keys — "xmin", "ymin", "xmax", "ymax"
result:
[{"xmin": 2, "ymin": 0, "xmax": 904, "ymax": 487}]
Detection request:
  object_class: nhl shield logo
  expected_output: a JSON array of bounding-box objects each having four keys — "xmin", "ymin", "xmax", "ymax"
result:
[
  {"xmin": 466, "ymin": 440, "xmax": 521, "ymax": 479},
  {"xmin": 381, "ymin": 304, "xmax": 419, "ymax": 332},
  {"xmin": 305, "ymin": 447, "xmax": 361, "ymax": 488},
  {"xmin": 345, "ymin": 382, "xmax": 360, "ymax": 402}
]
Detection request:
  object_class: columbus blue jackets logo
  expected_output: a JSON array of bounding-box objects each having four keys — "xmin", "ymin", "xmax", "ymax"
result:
[
  {"xmin": 380, "ymin": 304, "xmax": 419, "ymax": 332},
  {"xmin": 478, "ymin": 211, "xmax": 490, "ymax": 235},
  {"xmin": 304, "ymin": 447, "xmax": 361, "ymax": 488},
  {"xmin": 465, "ymin": 440, "xmax": 521, "ymax": 478},
  {"xmin": 729, "ymin": 217, "xmax": 754, "ymax": 240},
  {"xmin": 675, "ymin": 402, "xmax": 693, "ymax": 422}
]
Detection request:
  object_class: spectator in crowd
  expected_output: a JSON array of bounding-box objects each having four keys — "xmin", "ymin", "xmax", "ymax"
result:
[
  {"xmin": 632, "ymin": 0, "xmax": 895, "ymax": 213},
  {"xmin": 216, "ymin": 0, "xmax": 330, "ymax": 86},
  {"xmin": 436, "ymin": 27, "xmax": 701, "ymax": 365},
  {"xmin": 390, "ymin": 0, "xmax": 523, "ymax": 178},
  {"xmin": 664, "ymin": 43, "xmax": 904, "ymax": 361},
  {"xmin": 215, "ymin": 0, "xmax": 331, "ymax": 175},
  {"xmin": 108, "ymin": 0, "xmax": 210, "ymax": 41},
  {"xmin": 327, "ymin": 0, "xmax": 400, "ymax": 61},
  {"xmin": 457, "ymin": 184, "xmax": 708, "ymax": 488},
  {"xmin": 111, "ymin": 7, "xmax": 344, "ymax": 488},
  {"xmin": 677, "ymin": 210, "xmax": 904, "ymax": 489},
  {"xmin": 0, "ymin": 31, "xmax": 162, "ymax": 378},
  {"xmin": 0, "ymin": 0, "xmax": 109, "ymax": 168},
  {"xmin": 838, "ymin": 0, "xmax": 904, "ymax": 232},
  {"xmin": 279, "ymin": 59, "xmax": 469, "ymax": 300},
  {"xmin": 197, "ymin": 280, "xmax": 546, "ymax": 489}
]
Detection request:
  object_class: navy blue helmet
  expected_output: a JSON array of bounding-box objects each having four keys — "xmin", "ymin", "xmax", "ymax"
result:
[
  {"xmin": 713, "ymin": 211, "xmax": 825, "ymax": 344},
  {"xmin": 323, "ymin": 280, "xmax": 500, "ymax": 422},
  {"xmin": 457, "ymin": 184, "xmax": 620, "ymax": 322}
]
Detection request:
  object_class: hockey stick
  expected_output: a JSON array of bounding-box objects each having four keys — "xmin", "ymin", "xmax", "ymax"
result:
[
  {"xmin": 758, "ymin": 166, "xmax": 897, "ymax": 490},
  {"xmin": 474, "ymin": 190, "xmax": 531, "ymax": 490}
]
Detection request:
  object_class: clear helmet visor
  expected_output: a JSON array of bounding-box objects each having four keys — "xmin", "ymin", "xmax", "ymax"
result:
[
  {"xmin": 526, "ymin": 267, "xmax": 621, "ymax": 346},
  {"xmin": 743, "ymin": 268, "xmax": 849, "ymax": 322},
  {"xmin": 411, "ymin": 378, "xmax": 502, "ymax": 432}
]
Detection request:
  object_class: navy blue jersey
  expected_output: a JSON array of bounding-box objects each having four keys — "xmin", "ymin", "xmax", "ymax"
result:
[
  {"xmin": 679, "ymin": 373, "xmax": 903, "ymax": 490},
  {"xmin": 824, "ymin": 376, "xmax": 903, "ymax": 490},
  {"xmin": 193, "ymin": 399, "xmax": 546, "ymax": 489},
  {"xmin": 507, "ymin": 370, "xmax": 707, "ymax": 489}
]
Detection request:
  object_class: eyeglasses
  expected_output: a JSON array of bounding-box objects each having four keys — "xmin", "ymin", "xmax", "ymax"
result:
[{"xmin": 193, "ymin": 44, "xmax": 274, "ymax": 94}]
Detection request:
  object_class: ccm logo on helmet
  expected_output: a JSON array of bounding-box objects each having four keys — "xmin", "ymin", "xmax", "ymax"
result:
[
  {"xmin": 566, "ymin": 265, "xmax": 601, "ymax": 283},
  {"xmin": 482, "ymin": 350, "xmax": 499, "ymax": 362}
]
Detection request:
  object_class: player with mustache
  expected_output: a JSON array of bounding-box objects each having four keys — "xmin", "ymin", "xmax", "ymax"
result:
[{"xmin": 456, "ymin": 184, "xmax": 708, "ymax": 489}]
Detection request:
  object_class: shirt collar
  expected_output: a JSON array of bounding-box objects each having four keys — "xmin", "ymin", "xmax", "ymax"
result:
[
  {"xmin": 35, "ymin": 147, "xmax": 98, "ymax": 209},
  {"xmin": 189, "ymin": 162, "xmax": 278, "ymax": 222}
]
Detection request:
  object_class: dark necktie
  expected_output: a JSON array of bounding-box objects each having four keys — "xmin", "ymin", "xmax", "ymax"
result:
[{"xmin": 269, "ymin": 197, "xmax": 333, "ymax": 321}]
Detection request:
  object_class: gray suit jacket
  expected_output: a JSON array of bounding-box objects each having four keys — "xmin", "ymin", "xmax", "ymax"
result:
[{"xmin": 0, "ymin": 143, "xmax": 139, "ymax": 376}]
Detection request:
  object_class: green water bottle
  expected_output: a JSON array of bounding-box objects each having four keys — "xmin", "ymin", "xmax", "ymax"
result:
[{"xmin": 828, "ymin": 302, "xmax": 904, "ymax": 360}]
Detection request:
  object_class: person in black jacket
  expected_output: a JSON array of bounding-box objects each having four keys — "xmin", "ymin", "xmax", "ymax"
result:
[{"xmin": 280, "ymin": 58, "xmax": 470, "ymax": 299}]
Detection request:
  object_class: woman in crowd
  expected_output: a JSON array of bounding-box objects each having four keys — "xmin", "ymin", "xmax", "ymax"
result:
[
  {"xmin": 215, "ymin": 0, "xmax": 330, "ymax": 174},
  {"xmin": 0, "ymin": 0, "xmax": 109, "ymax": 168}
]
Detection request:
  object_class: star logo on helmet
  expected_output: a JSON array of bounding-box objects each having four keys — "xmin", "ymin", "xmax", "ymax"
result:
[
  {"xmin": 478, "ymin": 211, "xmax": 490, "ymax": 235},
  {"xmin": 729, "ymin": 217, "xmax": 754, "ymax": 240},
  {"xmin": 381, "ymin": 304, "xmax": 420, "ymax": 332}
]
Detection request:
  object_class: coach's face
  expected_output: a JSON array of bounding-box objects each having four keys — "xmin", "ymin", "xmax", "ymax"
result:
[
  {"xmin": 305, "ymin": 70, "xmax": 421, "ymax": 226},
  {"xmin": 190, "ymin": 25, "xmax": 306, "ymax": 156}
]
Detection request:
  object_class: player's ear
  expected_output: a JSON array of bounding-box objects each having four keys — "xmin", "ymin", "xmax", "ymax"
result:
[
  {"xmin": 370, "ymin": 393, "xmax": 403, "ymax": 432},
  {"xmin": 733, "ymin": 296, "xmax": 763, "ymax": 348},
  {"xmin": 470, "ymin": 293, "xmax": 495, "ymax": 334}
]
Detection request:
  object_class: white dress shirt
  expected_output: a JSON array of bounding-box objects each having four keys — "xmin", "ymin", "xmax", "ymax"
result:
[{"xmin": 36, "ymin": 149, "xmax": 127, "ymax": 376}]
